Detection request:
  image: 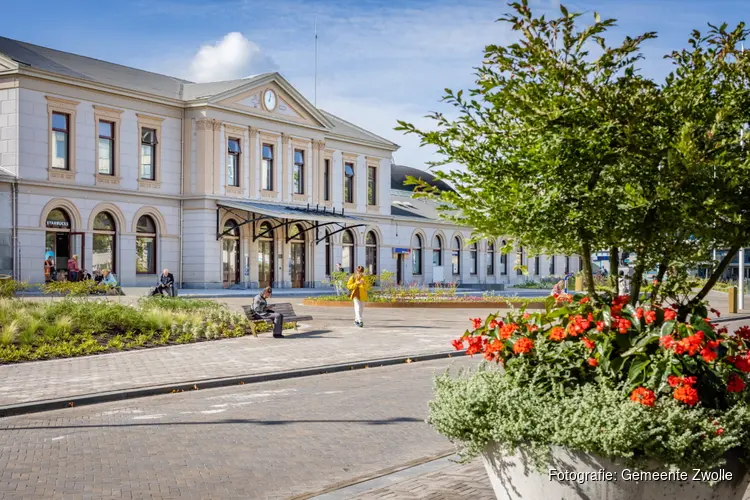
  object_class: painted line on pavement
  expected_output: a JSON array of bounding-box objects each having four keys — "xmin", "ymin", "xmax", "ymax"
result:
[
  {"xmin": 292, "ymin": 450, "xmax": 458, "ymax": 500},
  {"xmin": 0, "ymin": 350, "xmax": 467, "ymax": 418}
]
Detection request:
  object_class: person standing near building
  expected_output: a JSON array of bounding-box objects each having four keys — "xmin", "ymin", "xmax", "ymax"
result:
[
  {"xmin": 347, "ymin": 266, "xmax": 369, "ymax": 328},
  {"xmin": 67, "ymin": 254, "xmax": 80, "ymax": 282},
  {"xmin": 618, "ymin": 270, "xmax": 631, "ymax": 297}
]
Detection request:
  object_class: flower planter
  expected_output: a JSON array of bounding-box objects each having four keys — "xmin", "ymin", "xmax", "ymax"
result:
[
  {"xmin": 481, "ymin": 442, "xmax": 749, "ymax": 500},
  {"xmin": 302, "ymin": 299, "xmax": 546, "ymax": 309}
]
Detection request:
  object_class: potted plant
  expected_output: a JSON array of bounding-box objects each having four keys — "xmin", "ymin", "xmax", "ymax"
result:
[{"xmin": 431, "ymin": 293, "xmax": 750, "ymax": 499}]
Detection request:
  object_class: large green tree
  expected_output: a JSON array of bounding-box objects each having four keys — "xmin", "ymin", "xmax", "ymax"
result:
[{"xmin": 397, "ymin": 1, "xmax": 750, "ymax": 312}]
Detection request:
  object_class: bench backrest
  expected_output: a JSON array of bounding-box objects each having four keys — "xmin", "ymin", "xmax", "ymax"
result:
[{"xmin": 242, "ymin": 302, "xmax": 296, "ymax": 319}]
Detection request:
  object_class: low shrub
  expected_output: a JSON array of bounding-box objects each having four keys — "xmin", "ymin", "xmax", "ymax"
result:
[
  {"xmin": 42, "ymin": 280, "xmax": 110, "ymax": 296},
  {"xmin": 0, "ymin": 279, "xmax": 28, "ymax": 298},
  {"xmin": 0, "ymin": 297, "xmax": 291, "ymax": 364}
]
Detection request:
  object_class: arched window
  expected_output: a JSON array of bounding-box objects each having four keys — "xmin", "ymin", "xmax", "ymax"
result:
[
  {"xmin": 325, "ymin": 230, "xmax": 332, "ymax": 276},
  {"xmin": 412, "ymin": 233, "xmax": 423, "ymax": 275},
  {"xmin": 500, "ymin": 240, "xmax": 507, "ymax": 275},
  {"xmin": 93, "ymin": 212, "xmax": 116, "ymax": 273},
  {"xmin": 452, "ymin": 236, "xmax": 461, "ymax": 275},
  {"xmin": 342, "ymin": 229, "xmax": 354, "ymax": 273},
  {"xmin": 136, "ymin": 215, "xmax": 157, "ymax": 274},
  {"xmin": 366, "ymin": 231, "xmax": 378, "ymax": 275},
  {"xmin": 432, "ymin": 235, "xmax": 443, "ymax": 266},
  {"xmin": 517, "ymin": 246, "xmax": 524, "ymax": 276},
  {"xmin": 469, "ymin": 242, "xmax": 478, "ymax": 275},
  {"xmin": 487, "ymin": 242, "xmax": 495, "ymax": 276}
]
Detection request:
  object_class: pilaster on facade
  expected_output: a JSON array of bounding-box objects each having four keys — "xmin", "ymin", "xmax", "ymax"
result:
[{"xmin": 195, "ymin": 118, "xmax": 216, "ymax": 195}]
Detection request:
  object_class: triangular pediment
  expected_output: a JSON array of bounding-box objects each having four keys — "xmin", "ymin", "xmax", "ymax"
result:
[
  {"xmin": 0, "ymin": 54, "xmax": 20, "ymax": 71},
  {"xmin": 213, "ymin": 74, "xmax": 330, "ymax": 129}
]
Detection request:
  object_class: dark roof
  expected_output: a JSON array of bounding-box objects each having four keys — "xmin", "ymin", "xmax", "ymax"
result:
[
  {"xmin": 390, "ymin": 205, "xmax": 428, "ymax": 218},
  {"xmin": 0, "ymin": 36, "xmax": 190, "ymax": 100},
  {"xmin": 390, "ymin": 164, "xmax": 453, "ymax": 193}
]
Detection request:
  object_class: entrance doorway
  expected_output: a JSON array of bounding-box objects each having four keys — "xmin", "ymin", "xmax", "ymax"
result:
[
  {"xmin": 44, "ymin": 208, "xmax": 85, "ymax": 281},
  {"xmin": 222, "ymin": 220, "xmax": 241, "ymax": 286},
  {"xmin": 258, "ymin": 222, "xmax": 274, "ymax": 288},
  {"xmin": 289, "ymin": 224, "xmax": 305, "ymax": 288}
]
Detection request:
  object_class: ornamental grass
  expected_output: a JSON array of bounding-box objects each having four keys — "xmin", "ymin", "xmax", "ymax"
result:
[{"xmin": 430, "ymin": 293, "xmax": 750, "ymax": 471}]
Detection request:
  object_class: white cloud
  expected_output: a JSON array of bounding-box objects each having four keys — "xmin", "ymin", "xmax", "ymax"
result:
[{"xmin": 189, "ymin": 32, "xmax": 277, "ymax": 83}]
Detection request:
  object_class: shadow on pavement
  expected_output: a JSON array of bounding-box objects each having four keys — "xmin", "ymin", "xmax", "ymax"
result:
[{"xmin": 0, "ymin": 416, "xmax": 422, "ymax": 430}]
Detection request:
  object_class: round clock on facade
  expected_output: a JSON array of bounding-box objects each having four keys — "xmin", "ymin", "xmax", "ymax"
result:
[{"xmin": 263, "ymin": 89, "xmax": 277, "ymax": 111}]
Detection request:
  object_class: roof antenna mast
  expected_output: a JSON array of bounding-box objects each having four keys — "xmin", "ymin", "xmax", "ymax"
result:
[{"xmin": 314, "ymin": 15, "xmax": 318, "ymax": 107}]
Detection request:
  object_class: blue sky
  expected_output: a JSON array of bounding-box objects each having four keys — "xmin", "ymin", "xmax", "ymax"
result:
[{"xmin": 2, "ymin": 0, "xmax": 747, "ymax": 169}]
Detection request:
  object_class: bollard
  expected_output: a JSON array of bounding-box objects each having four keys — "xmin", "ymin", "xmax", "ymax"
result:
[
  {"xmin": 575, "ymin": 276, "xmax": 584, "ymax": 292},
  {"xmin": 728, "ymin": 286, "xmax": 738, "ymax": 314}
]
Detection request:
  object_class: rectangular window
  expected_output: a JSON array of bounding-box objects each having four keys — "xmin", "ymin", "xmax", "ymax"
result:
[
  {"xmin": 344, "ymin": 162, "xmax": 355, "ymax": 204},
  {"xmin": 487, "ymin": 249, "xmax": 494, "ymax": 276},
  {"xmin": 367, "ymin": 166, "xmax": 377, "ymax": 206},
  {"xmin": 549, "ymin": 255, "xmax": 556, "ymax": 275},
  {"xmin": 262, "ymin": 144, "xmax": 274, "ymax": 191},
  {"xmin": 97, "ymin": 121, "xmax": 114, "ymax": 175},
  {"xmin": 227, "ymin": 138, "xmax": 241, "ymax": 187},
  {"xmin": 534, "ymin": 255, "xmax": 540, "ymax": 275},
  {"xmin": 51, "ymin": 112, "xmax": 69, "ymax": 170},
  {"xmin": 293, "ymin": 150, "xmax": 304, "ymax": 195},
  {"xmin": 565, "ymin": 256, "xmax": 570, "ymax": 274},
  {"xmin": 136, "ymin": 236, "xmax": 156, "ymax": 274},
  {"xmin": 324, "ymin": 159, "xmax": 330, "ymax": 201},
  {"xmin": 140, "ymin": 128, "xmax": 157, "ymax": 180}
]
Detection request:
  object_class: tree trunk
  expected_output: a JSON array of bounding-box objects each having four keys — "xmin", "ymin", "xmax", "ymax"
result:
[
  {"xmin": 630, "ymin": 259, "xmax": 646, "ymax": 306},
  {"xmin": 581, "ymin": 242, "xmax": 596, "ymax": 296},
  {"xmin": 651, "ymin": 257, "xmax": 669, "ymax": 306},
  {"xmin": 679, "ymin": 244, "xmax": 741, "ymax": 321},
  {"xmin": 610, "ymin": 246, "xmax": 619, "ymax": 295}
]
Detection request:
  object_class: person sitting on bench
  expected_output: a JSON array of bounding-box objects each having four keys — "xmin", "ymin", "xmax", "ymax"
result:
[
  {"xmin": 151, "ymin": 269, "xmax": 175, "ymax": 297},
  {"xmin": 252, "ymin": 287, "xmax": 284, "ymax": 338}
]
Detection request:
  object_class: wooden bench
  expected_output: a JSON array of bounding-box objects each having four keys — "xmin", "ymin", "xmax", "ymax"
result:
[{"xmin": 241, "ymin": 302, "xmax": 313, "ymax": 335}]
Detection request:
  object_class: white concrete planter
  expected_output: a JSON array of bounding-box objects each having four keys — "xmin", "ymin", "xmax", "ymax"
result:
[{"xmin": 482, "ymin": 442, "xmax": 750, "ymax": 500}]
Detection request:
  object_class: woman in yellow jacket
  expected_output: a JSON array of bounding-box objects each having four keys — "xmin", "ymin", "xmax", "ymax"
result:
[{"xmin": 347, "ymin": 266, "xmax": 369, "ymax": 328}]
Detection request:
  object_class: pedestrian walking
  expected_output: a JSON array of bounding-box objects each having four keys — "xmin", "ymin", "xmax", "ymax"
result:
[
  {"xmin": 252, "ymin": 286, "xmax": 284, "ymax": 338},
  {"xmin": 67, "ymin": 254, "xmax": 80, "ymax": 282},
  {"xmin": 618, "ymin": 270, "xmax": 631, "ymax": 296},
  {"xmin": 347, "ymin": 266, "xmax": 369, "ymax": 328}
]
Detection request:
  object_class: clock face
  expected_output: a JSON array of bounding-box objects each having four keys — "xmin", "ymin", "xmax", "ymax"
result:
[{"xmin": 264, "ymin": 89, "xmax": 277, "ymax": 111}]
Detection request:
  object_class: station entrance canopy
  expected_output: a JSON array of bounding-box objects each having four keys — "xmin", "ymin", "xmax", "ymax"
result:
[{"xmin": 216, "ymin": 200, "xmax": 367, "ymax": 244}]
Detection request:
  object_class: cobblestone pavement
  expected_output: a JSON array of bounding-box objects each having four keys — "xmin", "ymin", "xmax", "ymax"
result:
[
  {"xmin": 349, "ymin": 459, "xmax": 493, "ymax": 500},
  {"xmin": 0, "ymin": 301, "xmax": 493, "ymax": 407},
  {"xmin": 0, "ymin": 357, "xmax": 479, "ymax": 500}
]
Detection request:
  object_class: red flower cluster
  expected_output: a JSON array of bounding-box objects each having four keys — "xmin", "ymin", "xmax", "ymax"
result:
[
  {"xmin": 727, "ymin": 374, "xmax": 746, "ymax": 393},
  {"xmin": 615, "ymin": 317, "xmax": 632, "ymax": 334},
  {"xmin": 548, "ymin": 326, "xmax": 566, "ymax": 341},
  {"xmin": 596, "ymin": 321, "xmax": 606, "ymax": 332},
  {"xmin": 664, "ymin": 309, "xmax": 677, "ymax": 321},
  {"xmin": 727, "ymin": 353, "xmax": 750, "ymax": 373},
  {"xmin": 582, "ymin": 337, "xmax": 596, "ymax": 349},
  {"xmin": 500, "ymin": 323, "xmax": 519, "ymax": 340},
  {"xmin": 610, "ymin": 295, "xmax": 630, "ymax": 315},
  {"xmin": 587, "ymin": 357, "xmax": 598, "ymax": 367},
  {"xmin": 669, "ymin": 376, "xmax": 699, "ymax": 406},
  {"xmin": 736, "ymin": 326, "xmax": 750, "ymax": 341},
  {"xmin": 484, "ymin": 339, "xmax": 504, "ymax": 362},
  {"xmin": 489, "ymin": 319, "xmax": 501, "ymax": 330},
  {"xmin": 471, "ymin": 317, "xmax": 483, "ymax": 330},
  {"xmin": 567, "ymin": 314, "xmax": 593, "ymax": 337},
  {"xmin": 645, "ymin": 310, "xmax": 657, "ymax": 324},
  {"xmin": 513, "ymin": 337, "xmax": 534, "ymax": 354},
  {"xmin": 630, "ymin": 387, "xmax": 656, "ymax": 407}
]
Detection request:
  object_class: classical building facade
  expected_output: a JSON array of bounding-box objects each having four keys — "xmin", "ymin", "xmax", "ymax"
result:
[{"xmin": 0, "ymin": 36, "xmax": 581, "ymax": 288}]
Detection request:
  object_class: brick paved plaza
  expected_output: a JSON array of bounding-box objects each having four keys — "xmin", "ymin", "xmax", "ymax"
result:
[{"xmin": 0, "ymin": 357, "xmax": 485, "ymax": 499}]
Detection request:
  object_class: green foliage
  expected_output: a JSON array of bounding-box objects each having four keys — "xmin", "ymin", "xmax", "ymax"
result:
[
  {"xmin": 0, "ymin": 297, "xmax": 288, "ymax": 364},
  {"xmin": 0, "ymin": 279, "xmax": 28, "ymax": 298},
  {"xmin": 308, "ymin": 291, "xmax": 542, "ymax": 306},
  {"xmin": 42, "ymin": 280, "xmax": 110, "ymax": 296},
  {"xmin": 396, "ymin": 2, "xmax": 750, "ymax": 308},
  {"xmin": 430, "ymin": 367, "xmax": 750, "ymax": 472}
]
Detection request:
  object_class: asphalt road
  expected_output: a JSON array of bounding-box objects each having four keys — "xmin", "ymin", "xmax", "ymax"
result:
[{"xmin": 0, "ymin": 357, "xmax": 480, "ymax": 500}]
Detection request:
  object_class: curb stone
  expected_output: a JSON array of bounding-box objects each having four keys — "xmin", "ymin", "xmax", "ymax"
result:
[{"xmin": 0, "ymin": 350, "xmax": 467, "ymax": 418}]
